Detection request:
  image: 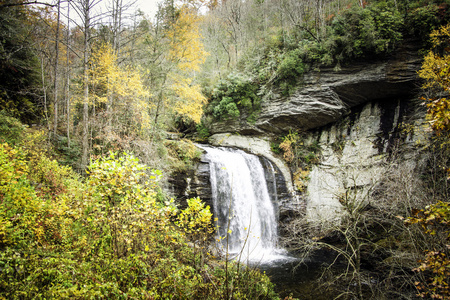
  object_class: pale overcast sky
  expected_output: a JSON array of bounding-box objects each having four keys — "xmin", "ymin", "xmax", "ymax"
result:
[
  {"xmin": 135, "ymin": 0, "xmax": 160, "ymax": 19},
  {"xmin": 38, "ymin": 0, "xmax": 161, "ymax": 22}
]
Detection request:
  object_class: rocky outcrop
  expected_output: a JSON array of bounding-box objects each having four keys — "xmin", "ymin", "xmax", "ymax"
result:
[
  {"xmin": 171, "ymin": 41, "xmax": 425, "ymax": 227},
  {"xmin": 304, "ymin": 99, "xmax": 426, "ymax": 223},
  {"xmin": 204, "ymin": 99, "xmax": 426, "ymax": 226},
  {"xmin": 210, "ymin": 41, "xmax": 421, "ymax": 136},
  {"xmin": 168, "ymin": 160, "xmax": 213, "ymax": 209},
  {"xmin": 203, "ymin": 40, "xmax": 426, "ymax": 226}
]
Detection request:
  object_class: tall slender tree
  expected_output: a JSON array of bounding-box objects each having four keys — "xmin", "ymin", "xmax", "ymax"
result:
[
  {"xmin": 72, "ymin": 0, "xmax": 101, "ymax": 169},
  {"xmin": 142, "ymin": 3, "xmax": 208, "ymax": 128},
  {"xmin": 65, "ymin": 0, "xmax": 71, "ymax": 146},
  {"xmin": 53, "ymin": 0, "xmax": 61, "ymax": 136}
]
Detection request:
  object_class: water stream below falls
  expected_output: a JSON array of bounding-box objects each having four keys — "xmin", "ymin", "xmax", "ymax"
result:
[{"xmin": 199, "ymin": 145, "xmax": 290, "ymax": 263}]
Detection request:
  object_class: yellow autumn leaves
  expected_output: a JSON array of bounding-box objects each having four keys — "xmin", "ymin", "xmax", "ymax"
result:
[
  {"xmin": 171, "ymin": 77, "xmax": 207, "ymax": 124},
  {"xmin": 167, "ymin": 9, "xmax": 209, "ymax": 73},
  {"xmin": 418, "ymin": 24, "xmax": 450, "ymax": 133},
  {"xmin": 89, "ymin": 43, "xmax": 152, "ymax": 131},
  {"xmin": 87, "ymin": 7, "xmax": 208, "ymax": 127},
  {"xmin": 90, "ymin": 44, "xmax": 150, "ymax": 103},
  {"xmin": 167, "ymin": 9, "xmax": 209, "ymax": 124}
]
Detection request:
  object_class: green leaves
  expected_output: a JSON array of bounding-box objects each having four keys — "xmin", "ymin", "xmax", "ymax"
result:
[
  {"xmin": 213, "ymin": 96, "xmax": 240, "ymax": 119},
  {"xmin": 0, "ymin": 5, "xmax": 42, "ymax": 123},
  {"xmin": 164, "ymin": 139, "xmax": 202, "ymax": 172},
  {"xmin": 176, "ymin": 197, "xmax": 213, "ymax": 236},
  {"xmin": 276, "ymin": 49, "xmax": 305, "ymax": 82},
  {"xmin": 210, "ymin": 72, "xmax": 260, "ymax": 120},
  {"xmin": 0, "ymin": 138, "xmax": 279, "ymax": 299},
  {"xmin": 87, "ymin": 151, "xmax": 160, "ymax": 206},
  {"xmin": 407, "ymin": 201, "xmax": 450, "ymax": 238},
  {"xmin": 418, "ymin": 25, "xmax": 450, "ymax": 134},
  {"xmin": 328, "ymin": 1, "xmax": 403, "ymax": 62}
]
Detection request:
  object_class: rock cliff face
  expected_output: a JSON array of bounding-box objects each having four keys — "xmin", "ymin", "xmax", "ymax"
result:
[
  {"xmin": 303, "ymin": 99, "xmax": 426, "ymax": 224},
  {"xmin": 168, "ymin": 160, "xmax": 212, "ymax": 209},
  {"xmin": 209, "ymin": 41, "xmax": 421, "ymax": 136},
  {"xmin": 170, "ymin": 41, "xmax": 426, "ymax": 227}
]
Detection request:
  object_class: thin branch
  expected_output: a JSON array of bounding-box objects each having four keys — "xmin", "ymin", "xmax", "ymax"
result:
[{"xmin": 0, "ymin": 1, "xmax": 55, "ymax": 8}]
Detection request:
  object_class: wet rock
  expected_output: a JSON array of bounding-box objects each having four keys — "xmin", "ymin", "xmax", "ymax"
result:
[{"xmin": 169, "ymin": 159, "xmax": 213, "ymax": 209}]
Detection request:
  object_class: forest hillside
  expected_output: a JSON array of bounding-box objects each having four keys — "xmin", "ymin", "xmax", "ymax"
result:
[{"xmin": 2, "ymin": 0, "xmax": 450, "ymax": 299}]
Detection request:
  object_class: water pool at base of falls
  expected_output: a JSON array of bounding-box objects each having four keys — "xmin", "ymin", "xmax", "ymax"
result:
[{"xmin": 258, "ymin": 249, "xmax": 342, "ymax": 300}]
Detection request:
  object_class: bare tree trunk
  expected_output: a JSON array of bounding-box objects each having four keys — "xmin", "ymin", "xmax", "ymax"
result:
[
  {"xmin": 108, "ymin": 0, "xmax": 123, "ymax": 136},
  {"xmin": 71, "ymin": 0, "xmax": 102, "ymax": 169},
  {"xmin": 81, "ymin": 0, "xmax": 91, "ymax": 170},
  {"xmin": 66, "ymin": 0, "xmax": 70, "ymax": 147},
  {"xmin": 90, "ymin": 101, "xmax": 94, "ymax": 151},
  {"xmin": 41, "ymin": 57, "xmax": 50, "ymax": 131},
  {"xmin": 111, "ymin": 0, "xmax": 123, "ymax": 54},
  {"xmin": 53, "ymin": 0, "xmax": 61, "ymax": 136},
  {"xmin": 82, "ymin": 52, "xmax": 89, "ymax": 169}
]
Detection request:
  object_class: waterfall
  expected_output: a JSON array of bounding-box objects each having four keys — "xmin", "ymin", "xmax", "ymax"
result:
[{"xmin": 199, "ymin": 145, "xmax": 288, "ymax": 263}]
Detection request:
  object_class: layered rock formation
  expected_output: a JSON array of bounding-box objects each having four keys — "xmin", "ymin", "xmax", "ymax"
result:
[
  {"xmin": 210, "ymin": 41, "xmax": 421, "ymax": 136},
  {"xmin": 168, "ymin": 160, "xmax": 212, "ymax": 209},
  {"xmin": 171, "ymin": 40, "xmax": 427, "ymax": 227}
]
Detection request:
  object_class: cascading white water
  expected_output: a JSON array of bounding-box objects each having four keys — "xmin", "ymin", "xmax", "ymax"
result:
[{"xmin": 200, "ymin": 145, "xmax": 288, "ymax": 263}]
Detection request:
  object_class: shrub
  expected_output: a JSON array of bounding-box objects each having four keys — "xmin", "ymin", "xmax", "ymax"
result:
[
  {"xmin": 54, "ymin": 135, "xmax": 82, "ymax": 169},
  {"xmin": 176, "ymin": 197, "xmax": 214, "ymax": 269},
  {"xmin": 210, "ymin": 73, "xmax": 260, "ymax": 120},
  {"xmin": 0, "ymin": 143, "xmax": 39, "ymax": 247},
  {"xmin": 274, "ymin": 49, "xmax": 306, "ymax": 95},
  {"xmin": 0, "ymin": 121, "xmax": 281, "ymax": 300},
  {"xmin": 406, "ymin": 201, "xmax": 450, "ymax": 299},
  {"xmin": 327, "ymin": 2, "xmax": 403, "ymax": 62},
  {"xmin": 407, "ymin": 4, "xmax": 440, "ymax": 43},
  {"xmin": 213, "ymin": 96, "xmax": 241, "ymax": 119},
  {"xmin": 195, "ymin": 121, "xmax": 211, "ymax": 140},
  {"xmin": 0, "ymin": 110, "xmax": 26, "ymax": 145},
  {"xmin": 165, "ymin": 139, "xmax": 202, "ymax": 171},
  {"xmin": 276, "ymin": 49, "xmax": 305, "ymax": 82},
  {"xmin": 404, "ymin": 1, "xmax": 450, "ymax": 45}
]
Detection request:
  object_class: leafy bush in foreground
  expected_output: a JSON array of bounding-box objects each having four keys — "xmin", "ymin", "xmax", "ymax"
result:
[{"xmin": 0, "ymin": 127, "xmax": 279, "ymax": 299}]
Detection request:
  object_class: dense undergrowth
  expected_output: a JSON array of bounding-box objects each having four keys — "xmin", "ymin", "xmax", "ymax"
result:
[{"xmin": 0, "ymin": 113, "xmax": 280, "ymax": 299}]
